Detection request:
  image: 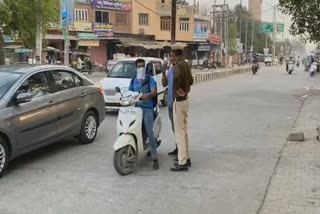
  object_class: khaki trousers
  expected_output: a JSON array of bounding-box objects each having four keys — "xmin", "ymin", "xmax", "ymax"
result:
[{"xmin": 174, "ymin": 100, "xmax": 190, "ymax": 165}]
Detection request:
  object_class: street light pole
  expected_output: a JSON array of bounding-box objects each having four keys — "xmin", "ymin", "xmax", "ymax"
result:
[
  {"xmin": 272, "ymin": 6, "xmax": 276, "ymax": 62},
  {"xmin": 245, "ymin": 20, "xmax": 248, "ymax": 57},
  {"xmin": 35, "ymin": 0, "xmax": 43, "ymax": 64},
  {"xmin": 171, "ymin": 0, "xmax": 177, "ymax": 44}
]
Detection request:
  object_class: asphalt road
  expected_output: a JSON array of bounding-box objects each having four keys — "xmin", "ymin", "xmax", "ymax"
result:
[{"xmin": 0, "ymin": 66, "xmax": 318, "ymax": 214}]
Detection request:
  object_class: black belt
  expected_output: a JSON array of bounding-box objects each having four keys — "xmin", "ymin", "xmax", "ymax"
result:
[{"xmin": 175, "ymin": 96, "xmax": 188, "ymax": 102}]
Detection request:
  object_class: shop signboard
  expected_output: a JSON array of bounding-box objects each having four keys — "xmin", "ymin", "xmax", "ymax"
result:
[
  {"xmin": 60, "ymin": 0, "xmax": 74, "ymax": 27},
  {"xmin": 194, "ymin": 22, "xmax": 207, "ymax": 41},
  {"xmin": 91, "ymin": 0, "xmax": 132, "ymax": 12},
  {"xmin": 69, "ymin": 22, "xmax": 92, "ymax": 32},
  {"xmin": 198, "ymin": 44, "xmax": 210, "ymax": 52},
  {"xmin": 92, "ymin": 23, "xmax": 113, "ymax": 37},
  {"xmin": 208, "ymin": 33, "xmax": 220, "ymax": 44}
]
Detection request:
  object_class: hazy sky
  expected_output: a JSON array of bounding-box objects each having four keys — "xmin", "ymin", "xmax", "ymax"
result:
[{"xmin": 187, "ymin": 0, "xmax": 315, "ymax": 51}]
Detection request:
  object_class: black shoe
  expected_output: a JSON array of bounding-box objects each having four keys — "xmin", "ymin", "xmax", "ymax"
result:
[
  {"xmin": 170, "ymin": 164, "xmax": 188, "ymax": 172},
  {"xmin": 153, "ymin": 160, "xmax": 159, "ymax": 170},
  {"xmin": 174, "ymin": 158, "xmax": 191, "ymax": 167},
  {"xmin": 168, "ymin": 148, "xmax": 178, "ymax": 157}
]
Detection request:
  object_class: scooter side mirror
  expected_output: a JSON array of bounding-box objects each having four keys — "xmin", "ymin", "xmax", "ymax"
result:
[{"xmin": 115, "ymin": 87, "xmax": 121, "ymax": 93}]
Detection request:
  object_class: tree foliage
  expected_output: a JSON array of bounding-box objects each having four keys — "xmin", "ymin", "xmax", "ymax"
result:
[
  {"xmin": 278, "ymin": 0, "xmax": 320, "ymax": 42},
  {"xmin": 229, "ymin": 4, "xmax": 275, "ymax": 54},
  {"xmin": 0, "ymin": 0, "xmax": 59, "ymax": 47}
]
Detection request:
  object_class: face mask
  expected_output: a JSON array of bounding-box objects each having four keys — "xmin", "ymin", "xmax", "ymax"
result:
[{"xmin": 137, "ymin": 67, "xmax": 146, "ymax": 81}]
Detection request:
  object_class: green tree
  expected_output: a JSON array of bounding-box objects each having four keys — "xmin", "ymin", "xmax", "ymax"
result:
[
  {"xmin": 278, "ymin": 0, "xmax": 320, "ymax": 42},
  {"xmin": 0, "ymin": 0, "xmax": 59, "ymax": 47},
  {"xmin": 230, "ymin": 4, "xmax": 274, "ymax": 54},
  {"xmin": 228, "ymin": 22, "xmax": 238, "ymax": 55}
]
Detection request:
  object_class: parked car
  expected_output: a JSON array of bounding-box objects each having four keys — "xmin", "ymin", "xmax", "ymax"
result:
[
  {"xmin": 100, "ymin": 57, "xmax": 168, "ymax": 110},
  {"xmin": 0, "ymin": 65, "xmax": 105, "ymax": 177}
]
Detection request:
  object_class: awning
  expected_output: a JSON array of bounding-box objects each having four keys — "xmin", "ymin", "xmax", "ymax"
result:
[
  {"xmin": 2, "ymin": 45, "xmax": 23, "ymax": 49},
  {"xmin": 43, "ymin": 46, "xmax": 60, "ymax": 52},
  {"xmin": 44, "ymin": 34, "xmax": 79, "ymax": 41},
  {"xmin": 78, "ymin": 40, "xmax": 100, "ymax": 47}
]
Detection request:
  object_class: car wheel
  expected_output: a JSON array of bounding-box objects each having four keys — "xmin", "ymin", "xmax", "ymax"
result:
[
  {"xmin": 0, "ymin": 137, "xmax": 9, "ymax": 178},
  {"xmin": 79, "ymin": 111, "xmax": 98, "ymax": 144},
  {"xmin": 161, "ymin": 90, "xmax": 168, "ymax": 107}
]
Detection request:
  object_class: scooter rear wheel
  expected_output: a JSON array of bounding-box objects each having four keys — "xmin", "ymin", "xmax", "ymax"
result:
[{"xmin": 114, "ymin": 146, "xmax": 136, "ymax": 176}]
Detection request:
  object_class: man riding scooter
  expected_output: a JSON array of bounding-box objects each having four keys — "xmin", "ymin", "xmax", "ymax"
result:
[{"xmin": 128, "ymin": 58, "xmax": 159, "ymax": 170}]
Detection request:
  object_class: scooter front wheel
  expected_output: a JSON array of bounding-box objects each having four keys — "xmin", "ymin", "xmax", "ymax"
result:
[{"xmin": 113, "ymin": 146, "xmax": 137, "ymax": 176}]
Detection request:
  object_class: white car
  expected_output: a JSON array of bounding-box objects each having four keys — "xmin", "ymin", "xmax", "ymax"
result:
[{"xmin": 100, "ymin": 57, "xmax": 168, "ymax": 110}]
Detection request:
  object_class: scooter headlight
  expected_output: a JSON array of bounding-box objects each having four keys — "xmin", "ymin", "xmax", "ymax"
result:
[{"xmin": 121, "ymin": 87, "xmax": 129, "ymax": 94}]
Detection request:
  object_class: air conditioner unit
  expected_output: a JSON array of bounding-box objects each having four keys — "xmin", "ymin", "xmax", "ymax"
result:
[{"xmin": 139, "ymin": 28, "xmax": 145, "ymax": 35}]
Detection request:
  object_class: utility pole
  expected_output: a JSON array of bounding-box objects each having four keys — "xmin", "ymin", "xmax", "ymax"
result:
[
  {"xmin": 238, "ymin": 0, "xmax": 242, "ymax": 65},
  {"xmin": 281, "ymin": 18, "xmax": 284, "ymax": 56},
  {"xmin": 265, "ymin": 34, "xmax": 268, "ymax": 49},
  {"xmin": 245, "ymin": 20, "xmax": 248, "ymax": 57},
  {"xmin": 251, "ymin": 21, "xmax": 254, "ymax": 60},
  {"xmin": 272, "ymin": 5, "xmax": 276, "ymax": 62},
  {"xmin": 171, "ymin": 0, "xmax": 177, "ymax": 44},
  {"xmin": 36, "ymin": 0, "xmax": 42, "ymax": 64}
]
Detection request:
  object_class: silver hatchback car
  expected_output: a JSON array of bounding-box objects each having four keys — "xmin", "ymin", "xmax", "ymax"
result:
[{"xmin": 0, "ymin": 65, "xmax": 105, "ymax": 177}]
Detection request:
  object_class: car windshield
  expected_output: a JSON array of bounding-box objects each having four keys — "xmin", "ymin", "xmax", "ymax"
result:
[
  {"xmin": 0, "ymin": 72, "xmax": 21, "ymax": 99},
  {"xmin": 107, "ymin": 61, "xmax": 137, "ymax": 78}
]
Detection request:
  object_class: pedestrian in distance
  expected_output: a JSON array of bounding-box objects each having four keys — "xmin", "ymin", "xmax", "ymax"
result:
[
  {"xmin": 170, "ymin": 43, "xmax": 194, "ymax": 172},
  {"xmin": 162, "ymin": 54, "xmax": 177, "ymax": 156}
]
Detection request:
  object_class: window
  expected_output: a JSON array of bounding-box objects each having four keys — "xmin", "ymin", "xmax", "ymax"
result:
[
  {"xmin": 160, "ymin": 16, "xmax": 171, "ymax": 31},
  {"xmin": 0, "ymin": 72, "xmax": 21, "ymax": 99},
  {"xmin": 74, "ymin": 74, "xmax": 83, "ymax": 87},
  {"xmin": 18, "ymin": 72, "xmax": 50, "ymax": 98},
  {"xmin": 75, "ymin": 9, "xmax": 88, "ymax": 22},
  {"xmin": 52, "ymin": 71, "xmax": 77, "ymax": 92},
  {"xmin": 161, "ymin": 0, "xmax": 165, "ymax": 3},
  {"xmin": 180, "ymin": 18, "xmax": 189, "ymax": 31},
  {"xmin": 95, "ymin": 11, "xmax": 110, "ymax": 24},
  {"xmin": 139, "ymin": 13, "xmax": 149, "ymax": 26},
  {"xmin": 146, "ymin": 63, "xmax": 154, "ymax": 76},
  {"xmin": 116, "ymin": 13, "xmax": 129, "ymax": 25},
  {"xmin": 153, "ymin": 62, "xmax": 162, "ymax": 75},
  {"xmin": 107, "ymin": 61, "xmax": 137, "ymax": 78}
]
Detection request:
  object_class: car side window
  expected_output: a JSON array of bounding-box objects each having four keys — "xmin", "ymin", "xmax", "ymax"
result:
[
  {"xmin": 146, "ymin": 63, "xmax": 154, "ymax": 76},
  {"xmin": 154, "ymin": 62, "xmax": 162, "ymax": 75},
  {"xmin": 73, "ymin": 74, "xmax": 83, "ymax": 87},
  {"xmin": 17, "ymin": 72, "xmax": 50, "ymax": 98},
  {"xmin": 53, "ymin": 71, "xmax": 76, "ymax": 91}
]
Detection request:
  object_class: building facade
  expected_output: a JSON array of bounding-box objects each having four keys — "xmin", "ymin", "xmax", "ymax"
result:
[{"xmin": 248, "ymin": 0, "xmax": 262, "ymax": 21}]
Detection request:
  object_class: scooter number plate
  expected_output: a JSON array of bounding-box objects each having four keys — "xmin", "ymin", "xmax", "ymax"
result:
[{"xmin": 120, "ymin": 109, "xmax": 136, "ymax": 114}]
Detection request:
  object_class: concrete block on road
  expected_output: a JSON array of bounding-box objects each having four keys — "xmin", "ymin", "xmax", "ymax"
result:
[{"xmin": 287, "ymin": 132, "xmax": 305, "ymax": 141}]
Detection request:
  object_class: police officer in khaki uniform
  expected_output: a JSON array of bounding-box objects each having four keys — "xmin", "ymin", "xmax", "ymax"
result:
[{"xmin": 170, "ymin": 43, "xmax": 193, "ymax": 172}]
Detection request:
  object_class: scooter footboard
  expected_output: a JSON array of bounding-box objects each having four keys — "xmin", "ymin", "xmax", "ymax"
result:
[{"xmin": 114, "ymin": 134, "xmax": 137, "ymax": 152}]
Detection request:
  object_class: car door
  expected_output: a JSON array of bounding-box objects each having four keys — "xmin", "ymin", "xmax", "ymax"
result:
[
  {"xmin": 153, "ymin": 61, "xmax": 166, "ymax": 94},
  {"xmin": 50, "ymin": 70, "xmax": 85, "ymax": 137},
  {"xmin": 10, "ymin": 71, "xmax": 58, "ymax": 151}
]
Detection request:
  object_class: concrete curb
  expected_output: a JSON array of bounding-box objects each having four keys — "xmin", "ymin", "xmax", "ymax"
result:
[{"xmin": 193, "ymin": 67, "xmax": 251, "ymax": 84}]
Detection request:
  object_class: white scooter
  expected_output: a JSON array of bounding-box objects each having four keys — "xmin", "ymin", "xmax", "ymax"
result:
[
  {"xmin": 288, "ymin": 61, "xmax": 295, "ymax": 75},
  {"xmin": 310, "ymin": 62, "xmax": 318, "ymax": 77},
  {"xmin": 113, "ymin": 87, "xmax": 162, "ymax": 176}
]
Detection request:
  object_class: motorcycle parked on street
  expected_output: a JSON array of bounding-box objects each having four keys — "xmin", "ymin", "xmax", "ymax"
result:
[{"xmin": 113, "ymin": 87, "xmax": 162, "ymax": 176}]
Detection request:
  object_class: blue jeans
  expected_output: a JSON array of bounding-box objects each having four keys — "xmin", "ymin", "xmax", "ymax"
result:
[
  {"xmin": 168, "ymin": 105, "xmax": 175, "ymax": 133},
  {"xmin": 143, "ymin": 108, "xmax": 158, "ymax": 160}
]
